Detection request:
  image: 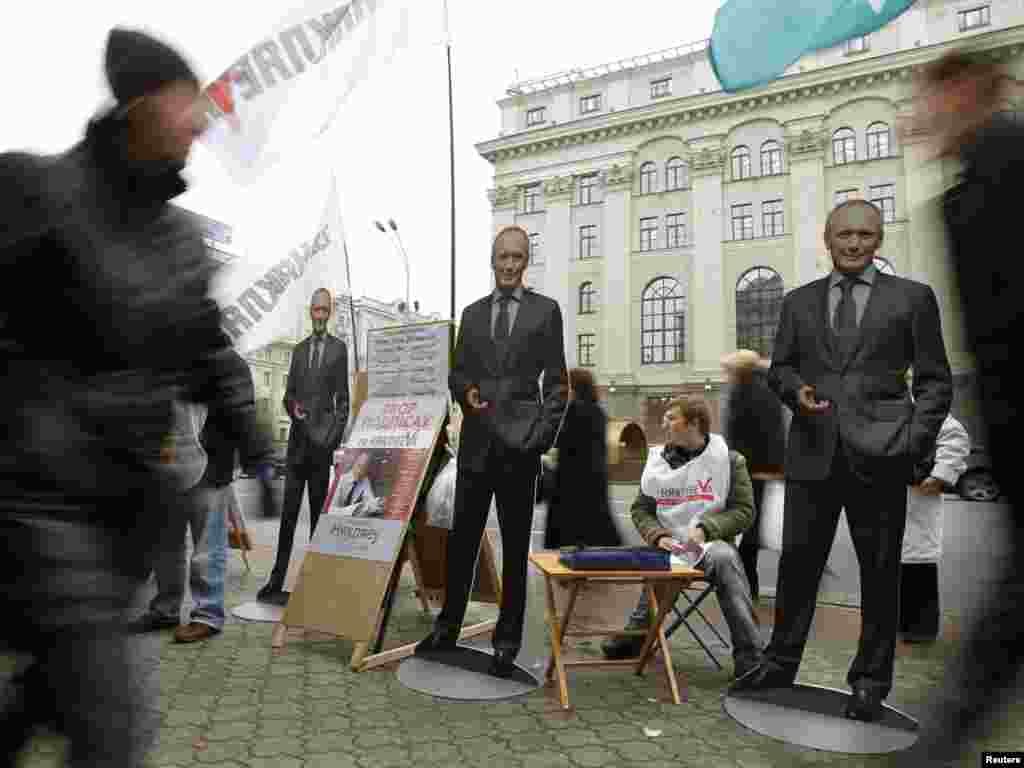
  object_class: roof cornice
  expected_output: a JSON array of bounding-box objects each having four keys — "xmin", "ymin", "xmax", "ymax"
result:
[{"xmin": 476, "ymin": 27, "xmax": 1024, "ymax": 165}]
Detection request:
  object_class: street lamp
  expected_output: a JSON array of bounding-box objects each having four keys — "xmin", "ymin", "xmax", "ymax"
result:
[{"xmin": 374, "ymin": 218, "xmax": 411, "ymax": 311}]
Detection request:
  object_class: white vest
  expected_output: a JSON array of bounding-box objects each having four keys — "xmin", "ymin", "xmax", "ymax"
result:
[{"xmin": 640, "ymin": 434, "xmax": 731, "ymax": 540}]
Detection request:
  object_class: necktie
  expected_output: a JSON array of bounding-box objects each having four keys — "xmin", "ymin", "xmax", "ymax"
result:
[
  {"xmin": 494, "ymin": 296, "xmax": 510, "ymax": 342},
  {"xmin": 311, "ymin": 338, "xmax": 322, "ymax": 369},
  {"xmin": 344, "ymin": 481, "xmax": 358, "ymax": 506},
  {"xmin": 833, "ymin": 277, "xmax": 858, "ymax": 360}
]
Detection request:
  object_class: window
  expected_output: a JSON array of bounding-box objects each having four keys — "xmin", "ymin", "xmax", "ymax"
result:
[
  {"xmin": 639, "ymin": 162, "xmax": 657, "ymax": 194},
  {"xmin": 958, "ymin": 5, "xmax": 990, "ymax": 31},
  {"xmin": 279, "ymin": 427, "xmax": 287, "ymax": 441},
  {"xmin": 526, "ymin": 107, "xmax": 546, "ymax": 126},
  {"xmin": 579, "ymin": 94, "xmax": 601, "ymax": 114},
  {"xmin": 283, "ymin": 374, "xmax": 288, "ymax": 387},
  {"xmin": 760, "ymin": 140, "xmax": 783, "ymax": 176},
  {"xmin": 579, "ymin": 282, "xmax": 598, "ymax": 314},
  {"xmin": 834, "ymin": 188, "xmax": 860, "ymax": 206},
  {"xmin": 666, "ymin": 157, "xmax": 687, "ymax": 190},
  {"xmin": 528, "ymin": 232, "xmax": 543, "ymax": 265},
  {"xmin": 731, "ymin": 145, "xmax": 752, "ymax": 180},
  {"xmin": 579, "ymin": 225, "xmax": 598, "ymax": 260},
  {"xmin": 522, "ymin": 184, "xmax": 541, "ymax": 213},
  {"xmin": 866, "ymin": 122, "xmax": 891, "ymax": 159},
  {"xmin": 845, "ymin": 35, "xmax": 869, "ymax": 54},
  {"xmin": 874, "ymin": 256, "xmax": 896, "ymax": 275},
  {"xmin": 578, "ymin": 173, "xmax": 598, "ymax": 205},
  {"xmin": 264, "ymin": 372, "xmax": 271, "ymax": 387},
  {"xmin": 762, "ymin": 200, "xmax": 784, "ymax": 237},
  {"xmin": 577, "ymin": 334, "xmax": 597, "ymax": 367},
  {"xmin": 651, "ymin": 77, "xmax": 672, "ymax": 99},
  {"xmin": 731, "ymin": 204, "xmax": 753, "ymax": 241},
  {"xmin": 869, "ymin": 183, "xmax": 896, "ymax": 223},
  {"xmin": 640, "ymin": 217, "xmax": 659, "ymax": 251},
  {"xmin": 833, "ymin": 127, "xmax": 856, "ymax": 165},
  {"xmin": 641, "ymin": 277, "xmax": 686, "ymax": 364},
  {"xmin": 736, "ymin": 267, "xmax": 784, "ymax": 358},
  {"xmin": 666, "ymin": 212, "xmax": 687, "ymax": 248}
]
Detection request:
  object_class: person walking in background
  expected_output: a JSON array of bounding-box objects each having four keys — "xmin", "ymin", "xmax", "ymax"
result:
[
  {"xmin": 720, "ymin": 349, "xmax": 787, "ymax": 603},
  {"xmin": 544, "ymin": 367, "xmax": 621, "ymax": 549},
  {"xmin": 258, "ymin": 288, "xmax": 349, "ymax": 604}
]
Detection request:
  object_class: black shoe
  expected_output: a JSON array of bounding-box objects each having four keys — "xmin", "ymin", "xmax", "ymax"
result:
[
  {"xmin": 728, "ymin": 660, "xmax": 796, "ymax": 693},
  {"xmin": 125, "ymin": 613, "xmax": 179, "ymax": 633},
  {"xmin": 901, "ymin": 632, "xmax": 938, "ymax": 644},
  {"xmin": 601, "ymin": 632, "xmax": 647, "ymax": 660},
  {"xmin": 488, "ymin": 649, "xmax": 518, "ymax": 679},
  {"xmin": 256, "ymin": 582, "xmax": 284, "ymax": 602},
  {"xmin": 845, "ymin": 685, "xmax": 884, "ymax": 722},
  {"xmin": 415, "ymin": 627, "xmax": 458, "ymax": 655}
]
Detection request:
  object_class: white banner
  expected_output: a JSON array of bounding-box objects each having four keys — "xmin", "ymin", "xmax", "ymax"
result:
[
  {"xmin": 199, "ymin": 0, "xmax": 411, "ymax": 183},
  {"xmin": 340, "ymin": 396, "xmax": 447, "ymax": 451},
  {"xmin": 309, "ymin": 512, "xmax": 401, "ymax": 561},
  {"xmin": 216, "ymin": 176, "xmax": 349, "ymax": 354}
]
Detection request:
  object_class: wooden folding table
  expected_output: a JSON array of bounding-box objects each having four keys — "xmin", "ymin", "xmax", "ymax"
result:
[{"xmin": 529, "ymin": 551, "xmax": 701, "ymax": 710}]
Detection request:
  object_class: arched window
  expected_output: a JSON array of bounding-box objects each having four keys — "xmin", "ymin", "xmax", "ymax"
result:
[
  {"xmin": 760, "ymin": 140, "xmax": 783, "ymax": 175},
  {"xmin": 578, "ymin": 281, "xmax": 599, "ymax": 314},
  {"xmin": 641, "ymin": 277, "xmax": 686, "ymax": 365},
  {"xmin": 736, "ymin": 267, "xmax": 784, "ymax": 358},
  {"xmin": 833, "ymin": 127, "xmax": 856, "ymax": 165},
  {"xmin": 731, "ymin": 145, "xmax": 751, "ymax": 180},
  {"xmin": 665, "ymin": 156, "xmax": 687, "ymax": 190},
  {"xmin": 874, "ymin": 256, "xmax": 896, "ymax": 275},
  {"xmin": 866, "ymin": 121, "xmax": 891, "ymax": 159},
  {"xmin": 639, "ymin": 162, "xmax": 657, "ymax": 194}
]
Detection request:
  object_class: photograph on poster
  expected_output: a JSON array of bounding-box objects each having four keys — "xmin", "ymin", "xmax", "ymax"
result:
[{"xmin": 331, "ymin": 448, "xmax": 395, "ymax": 519}]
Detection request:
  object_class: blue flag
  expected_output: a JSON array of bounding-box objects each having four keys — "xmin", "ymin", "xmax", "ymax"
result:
[{"xmin": 709, "ymin": 0, "xmax": 917, "ymax": 93}]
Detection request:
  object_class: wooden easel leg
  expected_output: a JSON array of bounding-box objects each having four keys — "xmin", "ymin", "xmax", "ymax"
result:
[
  {"xmin": 271, "ymin": 622, "xmax": 288, "ymax": 649},
  {"xmin": 350, "ymin": 641, "xmax": 369, "ymax": 671},
  {"xmin": 405, "ymin": 538, "xmax": 432, "ymax": 613}
]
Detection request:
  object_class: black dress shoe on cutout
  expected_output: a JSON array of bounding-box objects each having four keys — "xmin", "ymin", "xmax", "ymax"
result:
[
  {"xmin": 845, "ymin": 685, "xmax": 884, "ymax": 722},
  {"xmin": 488, "ymin": 649, "xmax": 518, "ymax": 678},
  {"xmin": 728, "ymin": 661, "xmax": 796, "ymax": 693},
  {"xmin": 256, "ymin": 582, "xmax": 284, "ymax": 602},
  {"xmin": 415, "ymin": 627, "xmax": 458, "ymax": 655}
]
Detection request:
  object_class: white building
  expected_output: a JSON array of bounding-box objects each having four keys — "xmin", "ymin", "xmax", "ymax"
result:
[{"xmin": 476, "ymin": 0, "xmax": 1024, "ymax": 441}]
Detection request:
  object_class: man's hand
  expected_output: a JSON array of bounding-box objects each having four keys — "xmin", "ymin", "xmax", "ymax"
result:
[
  {"xmin": 657, "ymin": 537, "xmax": 681, "ymax": 553},
  {"xmin": 916, "ymin": 477, "xmax": 945, "ymax": 497},
  {"xmin": 291, "ymin": 401, "xmax": 307, "ymax": 421},
  {"xmin": 465, "ymin": 386, "xmax": 489, "ymax": 413},
  {"xmin": 797, "ymin": 385, "xmax": 831, "ymax": 415},
  {"xmin": 688, "ymin": 527, "xmax": 706, "ymax": 546}
]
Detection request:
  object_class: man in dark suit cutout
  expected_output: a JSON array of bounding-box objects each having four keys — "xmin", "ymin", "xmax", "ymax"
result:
[
  {"xmin": 416, "ymin": 225, "xmax": 567, "ymax": 678},
  {"xmin": 258, "ymin": 288, "xmax": 349, "ymax": 602},
  {"xmin": 730, "ymin": 200, "xmax": 952, "ymax": 722}
]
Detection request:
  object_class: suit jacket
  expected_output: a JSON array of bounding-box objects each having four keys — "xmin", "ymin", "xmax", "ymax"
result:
[
  {"xmin": 283, "ymin": 334, "xmax": 349, "ymax": 466},
  {"xmin": 768, "ymin": 272, "xmax": 952, "ymax": 484},
  {"xmin": 451, "ymin": 288, "xmax": 567, "ymax": 473}
]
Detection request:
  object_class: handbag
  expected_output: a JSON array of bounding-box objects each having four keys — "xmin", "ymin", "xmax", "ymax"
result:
[{"xmin": 558, "ymin": 546, "xmax": 670, "ymax": 571}]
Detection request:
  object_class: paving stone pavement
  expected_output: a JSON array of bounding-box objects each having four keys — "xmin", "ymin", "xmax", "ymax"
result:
[{"xmin": 4, "ymin": 510, "xmax": 1022, "ymax": 768}]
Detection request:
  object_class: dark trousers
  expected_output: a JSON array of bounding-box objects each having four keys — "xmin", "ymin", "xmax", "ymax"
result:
[
  {"xmin": 436, "ymin": 447, "xmax": 537, "ymax": 653},
  {"xmin": 269, "ymin": 453, "xmax": 330, "ymax": 587},
  {"xmin": 738, "ymin": 478, "xmax": 767, "ymax": 601},
  {"xmin": 899, "ymin": 562, "xmax": 940, "ymax": 639},
  {"xmin": 766, "ymin": 447, "xmax": 907, "ymax": 696}
]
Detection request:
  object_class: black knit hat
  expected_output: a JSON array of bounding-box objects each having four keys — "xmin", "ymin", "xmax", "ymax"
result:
[{"xmin": 104, "ymin": 27, "xmax": 199, "ymax": 105}]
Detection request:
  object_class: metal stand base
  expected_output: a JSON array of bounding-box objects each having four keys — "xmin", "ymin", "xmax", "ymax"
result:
[
  {"xmin": 397, "ymin": 646, "xmax": 539, "ymax": 701},
  {"xmin": 232, "ymin": 592, "xmax": 289, "ymax": 623},
  {"xmin": 724, "ymin": 683, "xmax": 918, "ymax": 754}
]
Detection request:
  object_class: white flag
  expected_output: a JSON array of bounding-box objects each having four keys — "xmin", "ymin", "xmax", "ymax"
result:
[
  {"xmin": 200, "ymin": 0, "xmax": 410, "ymax": 183},
  {"xmin": 216, "ymin": 176, "xmax": 349, "ymax": 354}
]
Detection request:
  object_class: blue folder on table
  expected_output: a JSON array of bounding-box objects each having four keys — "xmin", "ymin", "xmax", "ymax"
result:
[{"xmin": 558, "ymin": 546, "xmax": 670, "ymax": 571}]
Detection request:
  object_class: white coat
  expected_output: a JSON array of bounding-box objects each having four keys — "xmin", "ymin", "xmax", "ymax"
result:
[{"xmin": 902, "ymin": 415, "xmax": 970, "ymax": 564}]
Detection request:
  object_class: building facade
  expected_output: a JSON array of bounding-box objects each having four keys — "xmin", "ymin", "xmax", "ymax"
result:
[{"xmin": 477, "ymin": 0, "xmax": 1024, "ymax": 443}]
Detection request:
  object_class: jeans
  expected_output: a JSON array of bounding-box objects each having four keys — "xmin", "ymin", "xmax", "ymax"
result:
[
  {"xmin": 625, "ymin": 540, "xmax": 763, "ymax": 669},
  {"xmin": 149, "ymin": 483, "xmax": 229, "ymax": 630}
]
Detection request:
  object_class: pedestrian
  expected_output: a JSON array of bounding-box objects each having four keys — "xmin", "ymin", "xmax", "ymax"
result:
[
  {"xmin": 544, "ymin": 367, "xmax": 621, "ymax": 549},
  {"xmin": 258, "ymin": 288, "xmax": 349, "ymax": 604},
  {"xmin": 0, "ymin": 27, "xmax": 273, "ymax": 766},
  {"xmin": 730, "ymin": 198, "xmax": 953, "ymax": 724},
  {"xmin": 720, "ymin": 349, "xmax": 787, "ymax": 602},
  {"xmin": 416, "ymin": 225, "xmax": 567, "ymax": 678}
]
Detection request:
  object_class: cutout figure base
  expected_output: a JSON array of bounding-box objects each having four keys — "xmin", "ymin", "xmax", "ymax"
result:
[
  {"xmin": 397, "ymin": 646, "xmax": 539, "ymax": 701},
  {"xmin": 232, "ymin": 592, "xmax": 290, "ymax": 623},
  {"xmin": 724, "ymin": 683, "xmax": 918, "ymax": 754}
]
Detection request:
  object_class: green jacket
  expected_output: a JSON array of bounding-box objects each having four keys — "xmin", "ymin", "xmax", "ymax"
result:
[{"xmin": 631, "ymin": 449, "xmax": 755, "ymax": 546}]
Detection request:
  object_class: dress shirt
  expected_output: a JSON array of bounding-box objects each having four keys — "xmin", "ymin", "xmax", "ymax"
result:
[
  {"xmin": 490, "ymin": 285, "xmax": 524, "ymax": 339},
  {"xmin": 828, "ymin": 262, "xmax": 877, "ymax": 329}
]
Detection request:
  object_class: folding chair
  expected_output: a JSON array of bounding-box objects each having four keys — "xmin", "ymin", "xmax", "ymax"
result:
[{"xmin": 663, "ymin": 579, "xmax": 731, "ymax": 670}]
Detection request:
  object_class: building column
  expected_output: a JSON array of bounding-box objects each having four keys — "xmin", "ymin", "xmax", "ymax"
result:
[
  {"xmin": 785, "ymin": 123, "xmax": 829, "ymax": 286},
  {"xmin": 541, "ymin": 175, "xmax": 574, "ymax": 365},
  {"xmin": 689, "ymin": 141, "xmax": 726, "ymax": 379},
  {"xmin": 600, "ymin": 161, "xmax": 634, "ymax": 386}
]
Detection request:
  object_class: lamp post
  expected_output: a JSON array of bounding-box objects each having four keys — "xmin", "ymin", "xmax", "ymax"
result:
[{"xmin": 374, "ymin": 219, "xmax": 411, "ymax": 311}]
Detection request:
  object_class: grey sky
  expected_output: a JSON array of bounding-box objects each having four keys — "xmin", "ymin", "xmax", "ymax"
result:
[{"xmin": 1, "ymin": 0, "xmax": 724, "ymax": 319}]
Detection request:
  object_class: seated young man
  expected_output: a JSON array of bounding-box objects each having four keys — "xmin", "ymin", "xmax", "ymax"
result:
[{"xmin": 602, "ymin": 397, "xmax": 764, "ymax": 679}]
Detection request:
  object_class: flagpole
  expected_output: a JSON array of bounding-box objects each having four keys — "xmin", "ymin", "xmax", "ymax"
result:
[{"xmin": 444, "ymin": 0, "xmax": 456, "ymax": 322}]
